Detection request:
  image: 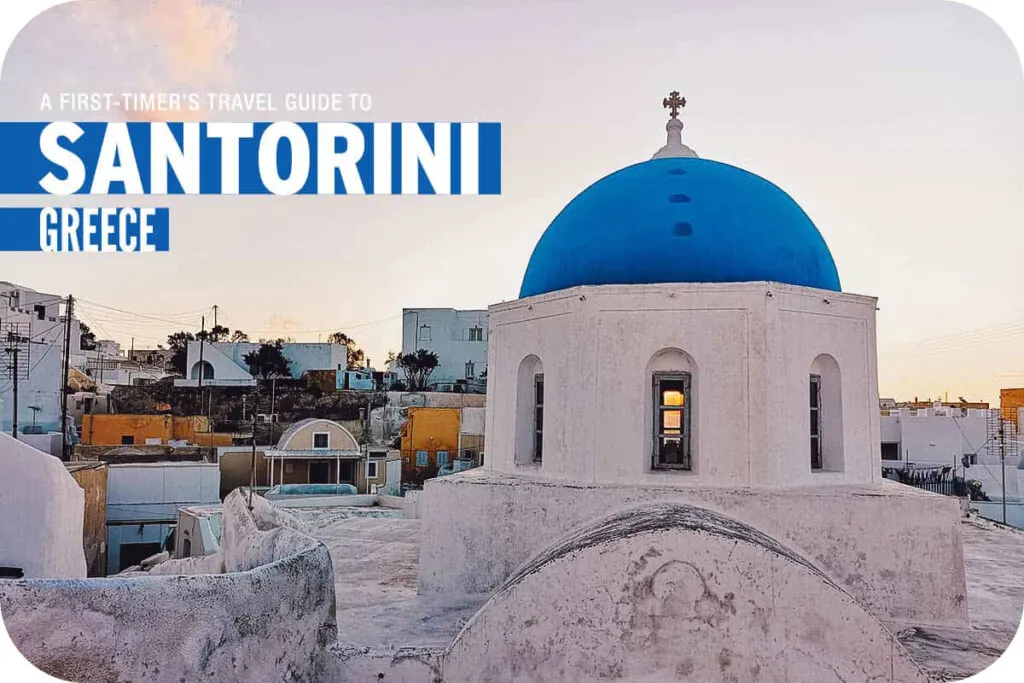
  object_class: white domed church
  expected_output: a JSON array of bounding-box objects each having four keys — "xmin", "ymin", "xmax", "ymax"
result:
[{"xmin": 418, "ymin": 93, "xmax": 969, "ymax": 681}]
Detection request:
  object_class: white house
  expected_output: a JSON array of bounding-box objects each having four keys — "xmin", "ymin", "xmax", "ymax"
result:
[
  {"xmin": 0, "ymin": 282, "xmax": 77, "ymax": 436},
  {"xmin": 880, "ymin": 406, "xmax": 1021, "ymax": 500},
  {"xmin": 174, "ymin": 341, "xmax": 348, "ymax": 387},
  {"xmin": 400, "ymin": 308, "xmax": 488, "ymax": 391},
  {"xmin": 105, "ymin": 461, "xmax": 220, "ymax": 574}
]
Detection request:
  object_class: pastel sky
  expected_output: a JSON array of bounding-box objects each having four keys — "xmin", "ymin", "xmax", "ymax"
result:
[{"xmin": 0, "ymin": 0, "xmax": 1022, "ymax": 404}]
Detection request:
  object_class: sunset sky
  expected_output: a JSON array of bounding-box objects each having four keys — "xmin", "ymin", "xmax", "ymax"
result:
[{"xmin": 1, "ymin": 0, "xmax": 1022, "ymax": 403}]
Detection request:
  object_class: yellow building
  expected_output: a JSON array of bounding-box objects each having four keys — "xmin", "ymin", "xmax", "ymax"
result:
[
  {"xmin": 400, "ymin": 407, "xmax": 462, "ymax": 486},
  {"xmin": 1001, "ymin": 388, "xmax": 1024, "ymax": 427},
  {"xmin": 80, "ymin": 414, "xmax": 232, "ymax": 447}
]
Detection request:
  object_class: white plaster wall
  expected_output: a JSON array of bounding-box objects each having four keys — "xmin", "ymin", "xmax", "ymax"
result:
[
  {"xmin": 486, "ymin": 282, "xmax": 878, "ymax": 487},
  {"xmin": 16, "ymin": 433, "xmax": 61, "ymax": 457},
  {"xmin": 443, "ymin": 502, "xmax": 928, "ymax": 683},
  {"xmin": 418, "ymin": 472, "xmax": 968, "ymax": 629},
  {"xmin": 401, "ymin": 308, "xmax": 489, "ymax": 384},
  {"xmin": 0, "ymin": 490, "xmax": 337, "ymax": 683},
  {"xmin": 0, "ymin": 434, "xmax": 86, "ymax": 579}
]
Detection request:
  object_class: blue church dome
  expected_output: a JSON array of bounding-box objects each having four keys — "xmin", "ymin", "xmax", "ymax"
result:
[{"xmin": 519, "ymin": 128, "xmax": 841, "ymax": 298}]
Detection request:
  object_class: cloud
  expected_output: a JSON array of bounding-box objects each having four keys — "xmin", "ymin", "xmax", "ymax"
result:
[
  {"xmin": 69, "ymin": 0, "xmax": 239, "ymax": 120},
  {"xmin": 265, "ymin": 315, "xmax": 302, "ymax": 333}
]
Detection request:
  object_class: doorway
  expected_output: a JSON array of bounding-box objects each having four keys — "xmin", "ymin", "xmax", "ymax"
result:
[{"xmin": 309, "ymin": 461, "xmax": 331, "ymax": 484}]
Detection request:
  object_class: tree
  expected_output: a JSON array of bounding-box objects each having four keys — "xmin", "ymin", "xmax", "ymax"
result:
[
  {"xmin": 79, "ymin": 322, "xmax": 97, "ymax": 351},
  {"xmin": 243, "ymin": 340, "xmax": 292, "ymax": 380},
  {"xmin": 167, "ymin": 331, "xmax": 195, "ymax": 376},
  {"xmin": 396, "ymin": 349, "xmax": 440, "ymax": 390},
  {"xmin": 328, "ymin": 331, "xmax": 366, "ymax": 369},
  {"xmin": 197, "ymin": 324, "xmax": 230, "ymax": 342},
  {"xmin": 229, "ymin": 329, "xmax": 249, "ymax": 342}
]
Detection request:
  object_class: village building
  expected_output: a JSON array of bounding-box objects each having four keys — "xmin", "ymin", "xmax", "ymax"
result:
[
  {"xmin": 262, "ymin": 417, "xmax": 394, "ymax": 493},
  {"xmin": 400, "ymin": 308, "xmax": 488, "ymax": 392},
  {"xmin": 174, "ymin": 340, "xmax": 349, "ymax": 387},
  {"xmin": 0, "ymin": 282, "xmax": 77, "ymax": 439}
]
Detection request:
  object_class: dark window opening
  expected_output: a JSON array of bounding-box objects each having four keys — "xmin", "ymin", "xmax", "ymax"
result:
[
  {"xmin": 881, "ymin": 442, "xmax": 900, "ymax": 461},
  {"xmin": 34, "ymin": 305, "xmax": 46, "ymax": 320},
  {"xmin": 119, "ymin": 542, "xmax": 161, "ymax": 572},
  {"xmin": 653, "ymin": 373, "xmax": 692, "ymax": 470},
  {"xmin": 313, "ymin": 432, "xmax": 330, "ymax": 449},
  {"xmin": 121, "ymin": 435, "xmax": 135, "ymax": 445},
  {"xmin": 533, "ymin": 374, "xmax": 544, "ymax": 463},
  {"xmin": 810, "ymin": 374, "xmax": 822, "ymax": 470},
  {"xmin": 309, "ymin": 461, "xmax": 331, "ymax": 484}
]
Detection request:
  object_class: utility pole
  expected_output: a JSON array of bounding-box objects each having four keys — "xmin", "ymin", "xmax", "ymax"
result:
[
  {"xmin": 60, "ymin": 295, "xmax": 73, "ymax": 461},
  {"xmin": 1000, "ymin": 421, "xmax": 1007, "ymax": 525},
  {"xmin": 212, "ymin": 305, "xmax": 218, "ymax": 329},
  {"xmin": 248, "ymin": 379, "xmax": 259, "ymax": 511},
  {"xmin": 4, "ymin": 337, "xmax": 19, "ymax": 438},
  {"xmin": 197, "ymin": 316, "xmax": 206, "ymax": 415}
]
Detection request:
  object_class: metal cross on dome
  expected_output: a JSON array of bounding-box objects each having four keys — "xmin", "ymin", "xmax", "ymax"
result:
[{"xmin": 663, "ymin": 91, "xmax": 686, "ymax": 118}]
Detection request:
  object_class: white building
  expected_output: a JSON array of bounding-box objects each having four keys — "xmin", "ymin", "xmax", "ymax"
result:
[
  {"xmin": 414, "ymin": 96, "xmax": 969, "ymax": 679},
  {"xmin": 880, "ymin": 406, "xmax": 1021, "ymax": 498},
  {"xmin": 0, "ymin": 282, "xmax": 77, "ymax": 436},
  {"xmin": 174, "ymin": 341, "xmax": 348, "ymax": 387},
  {"xmin": 400, "ymin": 308, "xmax": 488, "ymax": 391},
  {"xmin": 79, "ymin": 339, "xmax": 172, "ymax": 387},
  {"xmin": 105, "ymin": 461, "xmax": 220, "ymax": 574}
]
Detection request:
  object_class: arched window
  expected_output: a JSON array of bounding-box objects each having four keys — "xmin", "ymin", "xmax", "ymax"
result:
[
  {"xmin": 810, "ymin": 354, "xmax": 844, "ymax": 472},
  {"xmin": 647, "ymin": 349, "xmax": 697, "ymax": 471},
  {"xmin": 190, "ymin": 361, "xmax": 215, "ymax": 380},
  {"xmin": 515, "ymin": 355, "xmax": 544, "ymax": 466}
]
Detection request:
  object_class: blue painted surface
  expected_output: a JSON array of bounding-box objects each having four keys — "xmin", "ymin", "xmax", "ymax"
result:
[
  {"xmin": 519, "ymin": 157, "xmax": 841, "ymax": 298},
  {"xmin": 267, "ymin": 483, "xmax": 358, "ymax": 496}
]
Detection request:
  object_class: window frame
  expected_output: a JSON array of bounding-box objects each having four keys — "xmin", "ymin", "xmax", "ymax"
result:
[
  {"xmin": 312, "ymin": 432, "xmax": 330, "ymax": 450},
  {"xmin": 652, "ymin": 372, "xmax": 692, "ymax": 471},
  {"xmin": 437, "ymin": 451, "xmax": 449, "ymax": 467},
  {"xmin": 810, "ymin": 374, "xmax": 823, "ymax": 470},
  {"xmin": 533, "ymin": 373, "xmax": 544, "ymax": 463},
  {"xmin": 366, "ymin": 461, "xmax": 379, "ymax": 479},
  {"xmin": 415, "ymin": 450, "xmax": 429, "ymax": 467}
]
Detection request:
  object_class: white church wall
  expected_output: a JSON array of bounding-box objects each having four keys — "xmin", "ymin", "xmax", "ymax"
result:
[
  {"xmin": 418, "ymin": 471, "xmax": 968, "ymax": 630},
  {"xmin": 486, "ymin": 282, "xmax": 879, "ymax": 488},
  {"xmin": 764, "ymin": 287, "xmax": 880, "ymax": 487},
  {"xmin": 442, "ymin": 501, "xmax": 930, "ymax": 683},
  {"xmin": 0, "ymin": 433, "xmax": 86, "ymax": 579}
]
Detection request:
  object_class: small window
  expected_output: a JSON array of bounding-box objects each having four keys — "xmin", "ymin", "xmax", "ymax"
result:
[
  {"xmin": 121, "ymin": 435, "xmax": 135, "ymax": 445},
  {"xmin": 34, "ymin": 305, "xmax": 46, "ymax": 320},
  {"xmin": 312, "ymin": 432, "xmax": 330, "ymax": 450},
  {"xmin": 437, "ymin": 451, "xmax": 449, "ymax": 467},
  {"xmin": 468, "ymin": 327, "xmax": 484, "ymax": 342},
  {"xmin": 881, "ymin": 442, "xmax": 900, "ymax": 461},
  {"xmin": 367, "ymin": 461, "xmax": 379, "ymax": 479},
  {"xmin": 810, "ymin": 375, "xmax": 823, "ymax": 470},
  {"xmin": 418, "ymin": 324, "xmax": 431, "ymax": 342},
  {"xmin": 533, "ymin": 374, "xmax": 544, "ymax": 463},
  {"xmin": 465, "ymin": 361, "xmax": 475, "ymax": 379},
  {"xmin": 416, "ymin": 450, "xmax": 428, "ymax": 466},
  {"xmin": 653, "ymin": 373, "xmax": 692, "ymax": 470}
]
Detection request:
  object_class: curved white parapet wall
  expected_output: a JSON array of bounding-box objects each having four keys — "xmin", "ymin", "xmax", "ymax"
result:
[
  {"xmin": 442, "ymin": 502, "xmax": 929, "ymax": 682},
  {"xmin": 0, "ymin": 433, "xmax": 86, "ymax": 579},
  {"xmin": 0, "ymin": 490, "xmax": 337, "ymax": 683}
]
